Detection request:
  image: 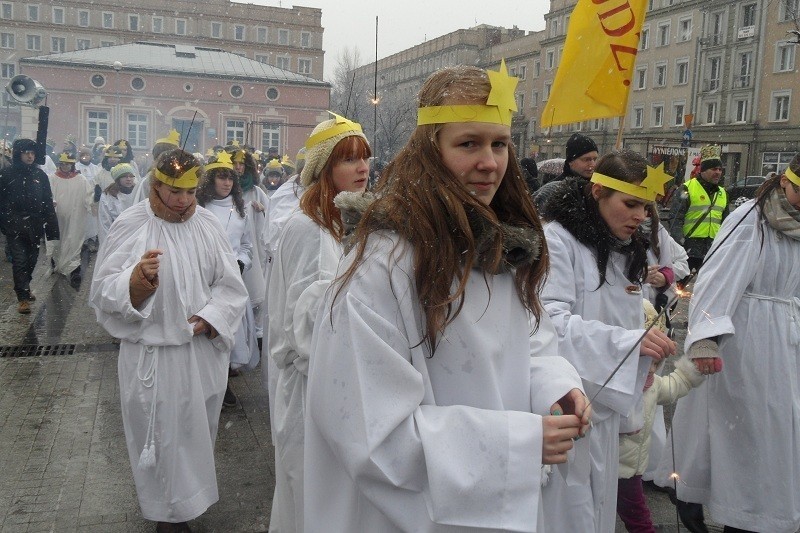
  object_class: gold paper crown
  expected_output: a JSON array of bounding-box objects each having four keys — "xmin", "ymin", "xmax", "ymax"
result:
[
  {"xmin": 156, "ymin": 129, "xmax": 181, "ymax": 147},
  {"xmin": 265, "ymin": 159, "xmax": 284, "ymax": 173},
  {"xmin": 417, "ymin": 59, "xmax": 519, "ymax": 127},
  {"xmin": 281, "ymin": 154, "xmax": 294, "ymax": 168},
  {"xmin": 231, "ymin": 150, "xmax": 247, "ymax": 164},
  {"xmin": 104, "ymin": 146, "xmax": 123, "ymax": 158},
  {"xmin": 590, "ymin": 163, "xmax": 674, "ymax": 201},
  {"xmin": 305, "ymin": 112, "xmax": 363, "ymax": 150},
  {"xmin": 204, "ymin": 151, "xmax": 234, "ymax": 172},
  {"xmin": 700, "ymin": 145, "xmax": 722, "ymax": 163},
  {"xmin": 58, "ymin": 152, "xmax": 76, "ymax": 164},
  {"xmin": 154, "ymin": 164, "xmax": 201, "ymax": 189}
]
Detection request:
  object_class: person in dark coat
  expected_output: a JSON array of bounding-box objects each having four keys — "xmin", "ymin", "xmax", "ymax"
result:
[
  {"xmin": 533, "ymin": 133, "xmax": 599, "ymax": 213},
  {"xmin": 520, "ymin": 157, "xmax": 540, "ymax": 194},
  {"xmin": 0, "ymin": 139, "xmax": 60, "ymax": 314}
]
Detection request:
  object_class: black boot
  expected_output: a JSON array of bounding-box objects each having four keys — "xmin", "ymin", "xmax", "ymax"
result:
[
  {"xmin": 676, "ymin": 499, "xmax": 709, "ymax": 533},
  {"xmin": 69, "ymin": 266, "xmax": 82, "ymax": 289}
]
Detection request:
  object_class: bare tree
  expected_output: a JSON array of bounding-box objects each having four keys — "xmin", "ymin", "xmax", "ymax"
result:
[
  {"xmin": 373, "ymin": 95, "xmax": 415, "ymax": 162},
  {"xmin": 330, "ymin": 47, "xmax": 370, "ymax": 125}
]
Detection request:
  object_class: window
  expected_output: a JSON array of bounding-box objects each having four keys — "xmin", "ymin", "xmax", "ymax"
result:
[
  {"xmin": 152, "ymin": 17, "xmax": 163, "ymax": 33},
  {"xmin": 592, "ymin": 119, "xmax": 604, "ymax": 130},
  {"xmin": 90, "ymin": 74, "xmax": 106, "ymax": 88},
  {"xmin": 301, "ymin": 31, "xmax": 310, "ymax": 48},
  {"xmin": 53, "ymin": 7, "xmax": 64, "ymax": 24},
  {"xmin": 673, "ymin": 102, "xmax": 685, "ymax": 126},
  {"xmin": 234, "ymin": 24, "xmax": 245, "ymax": 41},
  {"xmin": 1, "ymin": 3, "xmax": 11, "ymax": 19},
  {"xmin": 1, "ymin": 63, "xmax": 15, "ymax": 78},
  {"xmin": 255, "ymin": 54, "xmax": 269, "ymax": 64},
  {"xmin": 128, "ymin": 15, "xmax": 139, "ymax": 31},
  {"xmin": 230, "ymin": 85, "xmax": 243, "ymax": 98},
  {"xmin": 226, "ymin": 119, "xmax": 245, "ymax": 144},
  {"xmin": 777, "ymin": 43, "xmax": 796, "ymax": 72},
  {"xmin": 635, "ymin": 66, "xmax": 647, "ymax": 90},
  {"xmin": 657, "ymin": 22, "xmax": 670, "ymax": 47},
  {"xmin": 633, "ymin": 106, "xmax": 644, "ymax": 128},
  {"xmin": 279, "ymin": 29, "xmax": 289, "ymax": 45},
  {"xmin": 652, "ymin": 104, "xmax": 664, "ymax": 127},
  {"xmin": 176, "ymin": 19, "xmax": 186, "ymax": 35},
  {"xmin": 130, "ymin": 77, "xmax": 145, "ymax": 91},
  {"xmin": 710, "ymin": 12, "xmax": 724, "ymax": 45},
  {"xmin": 518, "ymin": 65, "xmax": 527, "ymax": 80},
  {"xmin": 705, "ymin": 101, "xmax": 718, "ymax": 124},
  {"xmin": 543, "ymin": 82, "xmax": 552, "ymax": 102},
  {"xmin": 708, "ymin": 57, "xmax": 721, "ymax": 90},
  {"xmin": 211, "ymin": 22, "xmax": 222, "ymax": 38},
  {"xmin": 761, "ymin": 152, "xmax": 795, "ymax": 175},
  {"xmin": 654, "ymin": 63, "xmax": 667, "ymax": 87},
  {"xmin": 741, "ymin": 3, "xmax": 756, "ymax": 27},
  {"xmin": 102, "ymin": 12, "xmax": 113, "ymax": 29},
  {"xmin": 734, "ymin": 99, "xmax": 749, "ymax": 122},
  {"xmin": 298, "ymin": 58, "xmax": 312, "ymax": 74},
  {"xmin": 780, "ymin": 0, "xmax": 800, "ymax": 22},
  {"xmin": 0, "ymin": 33, "xmax": 14, "ymax": 49},
  {"xmin": 51, "ymin": 37, "xmax": 65, "ymax": 53},
  {"xmin": 549, "ymin": 18, "xmax": 560, "ymax": 38},
  {"xmin": 266, "ymin": 87, "xmax": 279, "ymax": 101},
  {"xmin": 276, "ymin": 56, "xmax": 290, "ymax": 70},
  {"xmin": 127, "ymin": 113, "xmax": 148, "ymax": 149},
  {"xmin": 101, "ymin": 41, "xmax": 114, "ymax": 47},
  {"xmin": 257, "ymin": 27, "xmax": 267, "ymax": 43},
  {"xmin": 639, "ymin": 27, "xmax": 649, "ymax": 50},
  {"xmin": 533, "ymin": 60, "xmax": 540, "ymax": 78},
  {"xmin": 78, "ymin": 10, "xmax": 89, "ymax": 27},
  {"xmin": 676, "ymin": 59, "xmax": 689, "ymax": 85},
  {"xmin": 26, "ymin": 34, "xmax": 41, "ymax": 51},
  {"xmin": 771, "ymin": 91, "xmax": 791, "ymax": 121},
  {"xmin": 87, "ymin": 111, "xmax": 109, "ymax": 142},
  {"xmin": 546, "ymin": 49, "xmax": 555, "ymax": 69},
  {"xmin": 516, "ymin": 93, "xmax": 525, "ymax": 112},
  {"xmin": 678, "ymin": 18, "xmax": 692, "ymax": 42},
  {"xmin": 261, "ymin": 122, "xmax": 280, "ymax": 152},
  {"xmin": 737, "ymin": 51, "xmax": 752, "ymax": 87},
  {"xmin": 77, "ymin": 38, "xmax": 91, "ymax": 50},
  {"xmin": 27, "ymin": 5, "xmax": 38, "ymax": 21},
  {"xmin": 531, "ymin": 90, "xmax": 538, "ymax": 107}
]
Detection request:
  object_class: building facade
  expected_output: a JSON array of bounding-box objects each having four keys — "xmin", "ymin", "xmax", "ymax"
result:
[{"xmin": 0, "ymin": 0, "xmax": 325, "ymax": 140}]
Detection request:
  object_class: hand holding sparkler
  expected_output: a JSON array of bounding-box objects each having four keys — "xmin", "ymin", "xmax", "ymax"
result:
[
  {"xmin": 138, "ymin": 249, "xmax": 163, "ymax": 283},
  {"xmin": 188, "ymin": 315, "xmax": 218, "ymax": 339},
  {"xmin": 541, "ymin": 413, "xmax": 583, "ymax": 465},
  {"xmin": 551, "ymin": 388, "xmax": 592, "ymax": 437},
  {"xmin": 640, "ymin": 328, "xmax": 676, "ymax": 362}
]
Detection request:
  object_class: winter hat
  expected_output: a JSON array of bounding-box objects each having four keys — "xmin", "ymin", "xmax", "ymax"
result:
[
  {"xmin": 700, "ymin": 145, "xmax": 723, "ymax": 172},
  {"xmin": 301, "ymin": 112, "xmax": 367, "ymax": 187},
  {"xmin": 78, "ymin": 146, "xmax": 92, "ymax": 157},
  {"xmin": 94, "ymin": 136, "xmax": 105, "ymax": 145},
  {"xmin": 111, "ymin": 163, "xmax": 135, "ymax": 181},
  {"xmin": 565, "ymin": 133, "xmax": 598, "ymax": 164}
]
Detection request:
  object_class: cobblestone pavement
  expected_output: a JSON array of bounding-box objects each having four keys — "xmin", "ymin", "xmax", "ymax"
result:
[
  {"xmin": 0, "ymin": 235, "xmax": 275, "ymax": 533},
  {"xmin": 0, "ymin": 234, "xmax": 724, "ymax": 532}
]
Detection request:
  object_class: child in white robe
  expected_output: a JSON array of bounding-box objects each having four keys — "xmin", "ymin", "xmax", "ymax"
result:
[
  {"xmin": 89, "ymin": 148, "xmax": 249, "ymax": 533},
  {"xmin": 98, "ymin": 163, "xmax": 136, "ymax": 246},
  {"xmin": 304, "ymin": 63, "xmax": 590, "ymax": 533}
]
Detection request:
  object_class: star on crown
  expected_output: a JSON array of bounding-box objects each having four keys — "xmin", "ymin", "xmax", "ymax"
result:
[
  {"xmin": 642, "ymin": 163, "xmax": 674, "ymax": 200},
  {"xmin": 486, "ymin": 59, "xmax": 519, "ymax": 125},
  {"xmin": 214, "ymin": 151, "xmax": 233, "ymax": 166}
]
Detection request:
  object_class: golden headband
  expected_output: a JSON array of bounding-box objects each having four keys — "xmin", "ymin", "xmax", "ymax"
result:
[
  {"xmin": 204, "ymin": 151, "xmax": 234, "ymax": 173},
  {"xmin": 154, "ymin": 166, "xmax": 200, "ymax": 189},
  {"xmin": 785, "ymin": 167, "xmax": 800, "ymax": 187},
  {"xmin": 590, "ymin": 163, "xmax": 674, "ymax": 201},
  {"xmin": 417, "ymin": 59, "xmax": 519, "ymax": 127},
  {"xmin": 305, "ymin": 111, "xmax": 363, "ymax": 150}
]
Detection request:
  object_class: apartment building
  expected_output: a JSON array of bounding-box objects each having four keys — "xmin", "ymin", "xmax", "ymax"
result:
[{"xmin": 0, "ymin": 0, "xmax": 325, "ymax": 139}]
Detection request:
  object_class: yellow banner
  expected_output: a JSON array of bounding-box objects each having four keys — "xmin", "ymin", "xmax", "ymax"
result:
[{"xmin": 541, "ymin": 0, "xmax": 647, "ymax": 127}]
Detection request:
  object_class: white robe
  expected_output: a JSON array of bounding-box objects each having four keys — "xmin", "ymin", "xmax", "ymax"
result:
[
  {"xmin": 267, "ymin": 211, "xmax": 342, "ymax": 533},
  {"xmin": 205, "ymin": 197, "xmax": 259, "ymax": 370},
  {"xmin": 98, "ymin": 190, "xmax": 135, "ymax": 246},
  {"xmin": 654, "ymin": 200, "xmax": 800, "ymax": 532},
  {"xmin": 89, "ymin": 201, "xmax": 248, "ymax": 522},
  {"xmin": 243, "ymin": 186, "xmax": 271, "ymax": 339},
  {"xmin": 77, "ymin": 162, "xmax": 101, "ymax": 240},
  {"xmin": 540, "ymin": 221, "xmax": 649, "ymax": 533},
  {"xmin": 49, "ymin": 172, "xmax": 93, "ymax": 275},
  {"xmin": 304, "ymin": 231, "xmax": 584, "ymax": 532},
  {"xmin": 132, "ymin": 173, "xmax": 152, "ymax": 205}
]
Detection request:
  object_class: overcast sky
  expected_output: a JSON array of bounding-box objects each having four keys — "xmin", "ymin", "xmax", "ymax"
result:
[{"xmin": 245, "ymin": 1, "xmax": 550, "ymax": 80}]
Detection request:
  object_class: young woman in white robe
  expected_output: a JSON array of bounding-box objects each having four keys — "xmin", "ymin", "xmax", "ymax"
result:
[
  {"xmin": 48, "ymin": 152, "xmax": 93, "ymax": 286},
  {"xmin": 197, "ymin": 153, "xmax": 259, "ymax": 394},
  {"xmin": 89, "ymin": 149, "xmax": 249, "ymax": 533},
  {"xmin": 538, "ymin": 150, "xmax": 677, "ymax": 532},
  {"xmin": 304, "ymin": 64, "xmax": 591, "ymax": 533},
  {"xmin": 654, "ymin": 161, "xmax": 800, "ymax": 533},
  {"xmin": 98, "ymin": 163, "xmax": 136, "ymax": 246},
  {"xmin": 267, "ymin": 113, "xmax": 372, "ymax": 533}
]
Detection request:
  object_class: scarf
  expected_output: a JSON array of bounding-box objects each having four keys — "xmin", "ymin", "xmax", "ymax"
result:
[
  {"xmin": 54, "ymin": 170, "xmax": 80, "ymax": 179},
  {"xmin": 148, "ymin": 185, "xmax": 196, "ymax": 223},
  {"xmin": 763, "ymin": 188, "xmax": 800, "ymax": 241},
  {"xmin": 239, "ymin": 172, "xmax": 254, "ymax": 192}
]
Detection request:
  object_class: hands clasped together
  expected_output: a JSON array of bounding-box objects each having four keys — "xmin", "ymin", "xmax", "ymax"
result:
[{"xmin": 543, "ymin": 388, "xmax": 592, "ymax": 465}]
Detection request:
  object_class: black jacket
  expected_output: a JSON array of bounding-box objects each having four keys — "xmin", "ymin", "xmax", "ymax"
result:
[{"xmin": 0, "ymin": 139, "xmax": 59, "ymax": 242}]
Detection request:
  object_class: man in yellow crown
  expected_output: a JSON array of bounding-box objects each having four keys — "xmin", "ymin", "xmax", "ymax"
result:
[{"xmin": 668, "ymin": 144, "xmax": 729, "ymax": 274}]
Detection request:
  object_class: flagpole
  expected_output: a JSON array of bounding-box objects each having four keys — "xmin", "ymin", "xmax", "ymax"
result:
[{"xmin": 615, "ymin": 115, "xmax": 625, "ymax": 150}]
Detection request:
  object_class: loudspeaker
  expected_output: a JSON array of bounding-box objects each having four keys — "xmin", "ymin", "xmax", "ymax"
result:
[{"xmin": 5, "ymin": 75, "xmax": 47, "ymax": 106}]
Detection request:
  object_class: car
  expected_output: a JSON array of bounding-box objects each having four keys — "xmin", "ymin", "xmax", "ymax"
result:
[{"xmin": 726, "ymin": 175, "xmax": 766, "ymax": 208}]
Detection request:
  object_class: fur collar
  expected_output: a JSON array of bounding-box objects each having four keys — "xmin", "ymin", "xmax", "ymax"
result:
[{"xmin": 334, "ymin": 191, "xmax": 541, "ymax": 273}]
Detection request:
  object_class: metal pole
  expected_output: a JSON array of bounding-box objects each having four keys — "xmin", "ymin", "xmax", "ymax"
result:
[{"xmin": 373, "ymin": 15, "xmax": 379, "ymax": 160}]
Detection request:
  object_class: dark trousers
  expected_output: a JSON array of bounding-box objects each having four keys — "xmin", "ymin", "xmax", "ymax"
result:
[
  {"xmin": 617, "ymin": 475, "xmax": 656, "ymax": 533},
  {"xmin": 7, "ymin": 233, "xmax": 40, "ymax": 301}
]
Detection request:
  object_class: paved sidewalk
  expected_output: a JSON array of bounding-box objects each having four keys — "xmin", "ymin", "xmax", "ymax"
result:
[{"xmin": 0, "ymin": 238, "xmax": 275, "ymax": 533}]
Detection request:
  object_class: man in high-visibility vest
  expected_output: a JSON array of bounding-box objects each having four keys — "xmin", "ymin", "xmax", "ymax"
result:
[{"xmin": 668, "ymin": 144, "xmax": 729, "ymax": 274}]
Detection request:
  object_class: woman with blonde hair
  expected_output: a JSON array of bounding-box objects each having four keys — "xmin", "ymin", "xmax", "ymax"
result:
[{"xmin": 303, "ymin": 63, "xmax": 590, "ymax": 532}]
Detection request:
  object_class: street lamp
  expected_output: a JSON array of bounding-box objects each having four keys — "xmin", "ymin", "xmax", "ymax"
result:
[{"xmin": 113, "ymin": 61, "xmax": 122, "ymax": 140}]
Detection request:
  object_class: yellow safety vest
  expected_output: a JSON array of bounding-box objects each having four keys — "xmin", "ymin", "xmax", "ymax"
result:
[{"xmin": 682, "ymin": 178, "xmax": 727, "ymax": 239}]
